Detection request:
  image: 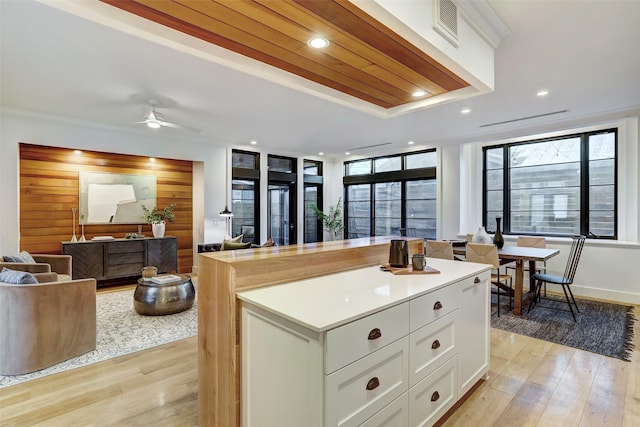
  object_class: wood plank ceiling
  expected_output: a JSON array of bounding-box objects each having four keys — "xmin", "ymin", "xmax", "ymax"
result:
[{"xmin": 101, "ymin": 0, "xmax": 469, "ymax": 109}]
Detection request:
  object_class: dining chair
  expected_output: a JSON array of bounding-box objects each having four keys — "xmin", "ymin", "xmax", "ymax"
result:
[
  {"xmin": 506, "ymin": 236, "xmax": 547, "ymax": 296},
  {"xmin": 466, "ymin": 243, "xmax": 513, "ymax": 316},
  {"xmin": 425, "ymin": 240, "xmax": 454, "ymax": 260},
  {"xmin": 400, "ymin": 228, "xmax": 417, "ymax": 237},
  {"xmin": 527, "ymin": 235, "xmax": 586, "ymax": 321}
]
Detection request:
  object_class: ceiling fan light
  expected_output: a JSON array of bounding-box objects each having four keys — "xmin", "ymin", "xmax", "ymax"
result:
[{"xmin": 147, "ymin": 121, "xmax": 160, "ymax": 129}]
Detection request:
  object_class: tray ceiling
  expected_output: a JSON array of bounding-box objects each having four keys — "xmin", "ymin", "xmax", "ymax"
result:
[{"xmin": 101, "ymin": 0, "xmax": 469, "ymax": 111}]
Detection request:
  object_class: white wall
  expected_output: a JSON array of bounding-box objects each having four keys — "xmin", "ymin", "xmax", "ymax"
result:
[
  {"xmin": 0, "ymin": 109, "xmax": 226, "ymax": 266},
  {"xmin": 449, "ymin": 116, "xmax": 640, "ymax": 304},
  {"xmin": 0, "ymin": 109, "xmax": 330, "ymax": 260},
  {"xmin": 3, "ymin": 108, "xmax": 639, "ymax": 304}
]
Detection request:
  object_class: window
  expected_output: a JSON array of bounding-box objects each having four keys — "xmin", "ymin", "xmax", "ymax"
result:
[
  {"xmin": 232, "ymin": 150, "xmax": 260, "ymax": 242},
  {"xmin": 303, "ymin": 160, "xmax": 323, "ymax": 243},
  {"xmin": 483, "ymin": 129, "xmax": 617, "ymax": 238},
  {"xmin": 344, "ymin": 150, "xmax": 437, "ymax": 239},
  {"xmin": 346, "ymin": 184, "xmax": 371, "ymax": 238}
]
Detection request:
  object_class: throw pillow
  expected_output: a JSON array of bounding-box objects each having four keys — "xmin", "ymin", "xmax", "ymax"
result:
[
  {"xmin": 262, "ymin": 238, "xmax": 275, "ymax": 247},
  {"xmin": 0, "ymin": 267, "xmax": 39, "ymax": 284},
  {"xmin": 20, "ymin": 250, "xmax": 36, "ymax": 263},
  {"xmin": 221, "ymin": 241, "xmax": 252, "ymax": 251},
  {"xmin": 3, "ymin": 251, "xmax": 35, "ymax": 263},
  {"xmin": 223, "ymin": 234, "xmax": 244, "ymax": 244}
]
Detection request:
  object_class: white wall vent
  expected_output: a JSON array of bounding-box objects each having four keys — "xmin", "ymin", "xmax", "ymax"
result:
[{"xmin": 434, "ymin": 0, "xmax": 459, "ymax": 47}]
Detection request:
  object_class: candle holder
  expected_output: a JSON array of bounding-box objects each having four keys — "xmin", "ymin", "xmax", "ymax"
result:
[
  {"xmin": 79, "ymin": 214, "xmax": 86, "ymax": 242},
  {"xmin": 71, "ymin": 208, "xmax": 78, "ymax": 242}
]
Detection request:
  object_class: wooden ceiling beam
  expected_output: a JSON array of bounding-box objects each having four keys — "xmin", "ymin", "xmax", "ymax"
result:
[{"xmin": 100, "ymin": 0, "xmax": 469, "ymax": 109}]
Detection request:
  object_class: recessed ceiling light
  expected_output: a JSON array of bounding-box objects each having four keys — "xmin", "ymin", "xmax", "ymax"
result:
[
  {"xmin": 412, "ymin": 90, "xmax": 426, "ymax": 97},
  {"xmin": 537, "ymin": 90, "xmax": 549, "ymax": 97},
  {"xmin": 461, "ymin": 108, "xmax": 471, "ymax": 114},
  {"xmin": 308, "ymin": 37, "xmax": 329, "ymax": 49},
  {"xmin": 345, "ymin": 151, "xmax": 351, "ymax": 155},
  {"xmin": 250, "ymin": 140, "xmax": 257, "ymax": 145},
  {"xmin": 408, "ymin": 141, "xmax": 415, "ymax": 145},
  {"xmin": 318, "ymin": 152, "xmax": 324, "ymax": 156}
]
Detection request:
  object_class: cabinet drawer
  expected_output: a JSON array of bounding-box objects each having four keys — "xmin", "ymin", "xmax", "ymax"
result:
[
  {"xmin": 325, "ymin": 302, "xmax": 409, "ymax": 374},
  {"xmin": 409, "ymin": 311, "xmax": 457, "ymax": 387},
  {"xmin": 409, "ymin": 356, "xmax": 457, "ymax": 427},
  {"xmin": 325, "ymin": 337, "xmax": 409, "ymax": 427},
  {"xmin": 107, "ymin": 240, "xmax": 144, "ymax": 254},
  {"xmin": 410, "ymin": 284, "xmax": 458, "ymax": 332},
  {"xmin": 359, "ymin": 393, "xmax": 408, "ymax": 427}
]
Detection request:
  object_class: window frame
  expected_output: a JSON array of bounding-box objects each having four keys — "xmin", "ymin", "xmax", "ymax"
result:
[
  {"xmin": 344, "ymin": 149, "xmax": 437, "ymax": 239},
  {"xmin": 482, "ymin": 128, "xmax": 618, "ymax": 239}
]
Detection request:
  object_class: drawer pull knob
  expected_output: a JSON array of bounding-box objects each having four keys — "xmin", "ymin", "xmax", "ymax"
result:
[
  {"xmin": 432, "ymin": 339, "xmax": 441, "ymax": 350},
  {"xmin": 433, "ymin": 301, "xmax": 443, "ymax": 310},
  {"xmin": 368, "ymin": 328, "xmax": 382, "ymax": 340},
  {"xmin": 431, "ymin": 391, "xmax": 440, "ymax": 402},
  {"xmin": 474, "ymin": 276, "xmax": 481, "ymax": 284},
  {"xmin": 366, "ymin": 377, "xmax": 380, "ymax": 391}
]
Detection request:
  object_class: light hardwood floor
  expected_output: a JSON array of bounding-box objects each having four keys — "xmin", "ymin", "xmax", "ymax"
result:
[{"xmin": 1, "ymin": 304, "xmax": 638, "ymax": 426}]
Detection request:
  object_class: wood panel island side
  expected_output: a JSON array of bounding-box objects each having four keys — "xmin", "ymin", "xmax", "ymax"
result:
[{"xmin": 197, "ymin": 237, "xmax": 489, "ymax": 427}]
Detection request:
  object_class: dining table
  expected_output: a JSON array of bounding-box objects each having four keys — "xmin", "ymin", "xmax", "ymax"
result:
[{"xmin": 453, "ymin": 244, "xmax": 560, "ymax": 315}]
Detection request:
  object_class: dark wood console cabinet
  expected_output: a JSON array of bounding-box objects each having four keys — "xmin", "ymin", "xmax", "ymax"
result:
[{"xmin": 62, "ymin": 237, "xmax": 177, "ymax": 283}]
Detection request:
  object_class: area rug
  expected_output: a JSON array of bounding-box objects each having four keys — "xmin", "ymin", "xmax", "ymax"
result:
[
  {"xmin": 491, "ymin": 295, "xmax": 635, "ymax": 361},
  {"xmin": 0, "ymin": 288, "xmax": 197, "ymax": 388}
]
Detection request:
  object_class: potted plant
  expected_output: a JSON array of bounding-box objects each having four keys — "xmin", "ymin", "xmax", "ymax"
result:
[
  {"xmin": 142, "ymin": 203, "xmax": 176, "ymax": 238},
  {"xmin": 310, "ymin": 197, "xmax": 343, "ymax": 241}
]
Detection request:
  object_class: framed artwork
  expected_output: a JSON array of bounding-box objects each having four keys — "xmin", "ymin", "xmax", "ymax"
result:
[{"xmin": 79, "ymin": 172, "xmax": 156, "ymax": 224}]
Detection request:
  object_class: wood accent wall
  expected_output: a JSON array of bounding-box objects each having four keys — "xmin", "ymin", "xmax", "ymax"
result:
[{"xmin": 19, "ymin": 143, "xmax": 193, "ymax": 273}]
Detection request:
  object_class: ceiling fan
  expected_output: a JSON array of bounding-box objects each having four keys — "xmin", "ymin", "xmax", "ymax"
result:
[{"xmin": 134, "ymin": 99, "xmax": 201, "ymax": 133}]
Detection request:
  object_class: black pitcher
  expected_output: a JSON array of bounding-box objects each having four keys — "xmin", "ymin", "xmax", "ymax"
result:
[{"xmin": 389, "ymin": 239, "xmax": 409, "ymax": 267}]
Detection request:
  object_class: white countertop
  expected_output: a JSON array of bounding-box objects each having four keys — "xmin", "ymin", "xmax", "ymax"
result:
[{"xmin": 237, "ymin": 258, "xmax": 490, "ymax": 332}]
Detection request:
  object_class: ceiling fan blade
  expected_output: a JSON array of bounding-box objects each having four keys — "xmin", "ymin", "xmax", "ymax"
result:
[{"xmin": 158, "ymin": 120, "xmax": 202, "ymax": 133}]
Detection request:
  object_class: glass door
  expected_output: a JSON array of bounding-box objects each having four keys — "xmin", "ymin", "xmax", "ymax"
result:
[{"xmin": 268, "ymin": 182, "xmax": 296, "ymax": 245}]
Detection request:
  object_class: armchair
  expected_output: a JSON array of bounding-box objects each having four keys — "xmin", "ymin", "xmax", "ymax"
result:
[
  {"xmin": 0, "ymin": 254, "xmax": 72, "ymax": 282},
  {"xmin": 0, "ymin": 277, "xmax": 97, "ymax": 375}
]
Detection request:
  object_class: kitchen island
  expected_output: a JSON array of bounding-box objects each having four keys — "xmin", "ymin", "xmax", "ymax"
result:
[
  {"xmin": 238, "ymin": 258, "xmax": 490, "ymax": 426},
  {"xmin": 197, "ymin": 237, "xmax": 489, "ymax": 427}
]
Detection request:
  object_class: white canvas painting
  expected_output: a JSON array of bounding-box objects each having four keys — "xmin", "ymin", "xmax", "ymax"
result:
[{"xmin": 80, "ymin": 172, "xmax": 156, "ymax": 224}]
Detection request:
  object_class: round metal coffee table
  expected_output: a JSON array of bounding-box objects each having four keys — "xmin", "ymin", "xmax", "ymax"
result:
[{"xmin": 134, "ymin": 274, "xmax": 195, "ymax": 316}]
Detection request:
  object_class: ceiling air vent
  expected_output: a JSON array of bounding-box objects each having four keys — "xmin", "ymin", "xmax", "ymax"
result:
[{"xmin": 434, "ymin": 0, "xmax": 459, "ymax": 47}]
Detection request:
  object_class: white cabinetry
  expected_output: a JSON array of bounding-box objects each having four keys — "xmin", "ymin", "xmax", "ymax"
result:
[{"xmin": 239, "ymin": 260, "xmax": 490, "ymax": 427}]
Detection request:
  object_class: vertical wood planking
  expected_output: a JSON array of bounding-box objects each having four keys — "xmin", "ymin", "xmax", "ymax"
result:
[{"xmin": 18, "ymin": 143, "xmax": 193, "ymax": 273}]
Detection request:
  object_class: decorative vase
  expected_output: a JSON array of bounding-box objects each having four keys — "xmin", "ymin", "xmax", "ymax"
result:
[
  {"xmin": 152, "ymin": 221, "xmax": 165, "ymax": 238},
  {"xmin": 141, "ymin": 266, "xmax": 158, "ymax": 281},
  {"xmin": 493, "ymin": 217, "xmax": 504, "ymax": 249},
  {"xmin": 472, "ymin": 226, "xmax": 492, "ymax": 244}
]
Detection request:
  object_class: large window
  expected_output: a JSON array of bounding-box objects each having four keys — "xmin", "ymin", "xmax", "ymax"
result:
[
  {"xmin": 483, "ymin": 129, "xmax": 617, "ymax": 238},
  {"xmin": 344, "ymin": 150, "xmax": 437, "ymax": 239}
]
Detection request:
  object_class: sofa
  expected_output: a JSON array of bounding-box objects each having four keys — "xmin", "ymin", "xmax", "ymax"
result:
[
  {"xmin": 197, "ymin": 236, "xmax": 275, "ymax": 253},
  {"xmin": 0, "ymin": 253, "xmax": 72, "ymax": 282},
  {"xmin": 0, "ymin": 277, "xmax": 97, "ymax": 375}
]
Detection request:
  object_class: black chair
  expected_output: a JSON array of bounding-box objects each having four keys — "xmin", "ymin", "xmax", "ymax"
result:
[{"xmin": 527, "ymin": 235, "xmax": 586, "ymax": 321}]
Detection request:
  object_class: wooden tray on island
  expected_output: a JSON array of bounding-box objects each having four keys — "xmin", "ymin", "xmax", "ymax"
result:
[{"xmin": 381, "ymin": 263, "xmax": 440, "ymax": 275}]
